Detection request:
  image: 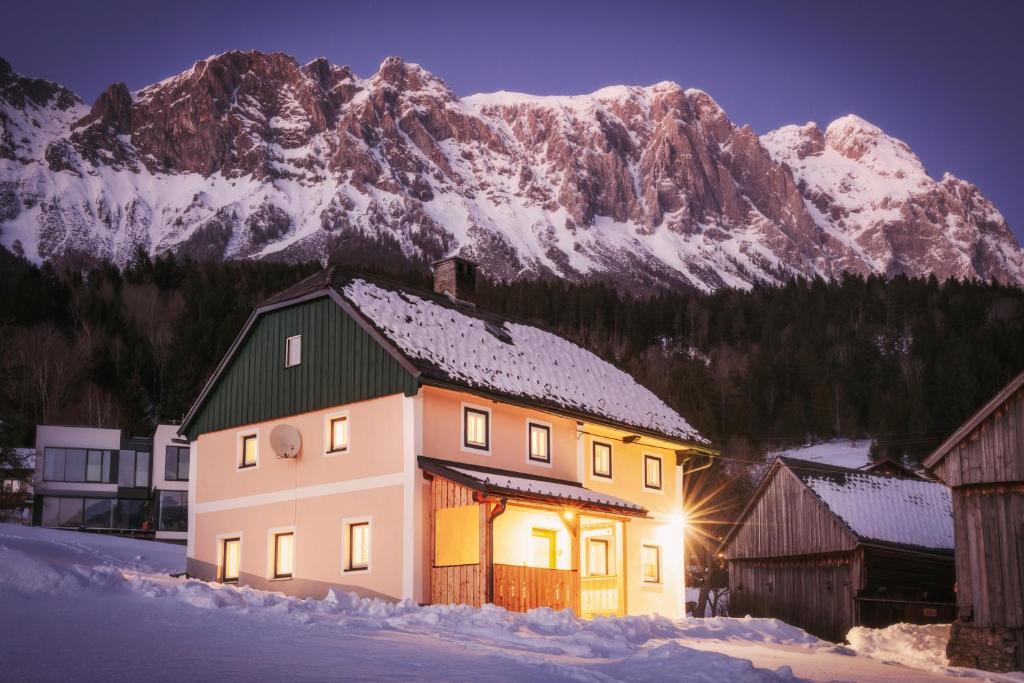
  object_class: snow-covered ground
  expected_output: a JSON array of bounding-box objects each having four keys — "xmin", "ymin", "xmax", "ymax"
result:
[{"xmin": 0, "ymin": 524, "xmax": 1019, "ymax": 682}]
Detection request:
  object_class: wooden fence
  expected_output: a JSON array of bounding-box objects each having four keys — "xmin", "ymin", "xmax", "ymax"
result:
[{"xmin": 493, "ymin": 564, "xmax": 579, "ymax": 613}]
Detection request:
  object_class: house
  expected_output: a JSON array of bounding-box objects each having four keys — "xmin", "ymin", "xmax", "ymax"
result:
[
  {"xmin": 923, "ymin": 369, "xmax": 1024, "ymax": 672},
  {"xmin": 719, "ymin": 457, "xmax": 955, "ymax": 642},
  {"xmin": 178, "ymin": 258, "xmax": 713, "ymax": 617},
  {"xmin": 33, "ymin": 423, "xmax": 191, "ymax": 543},
  {"xmin": 1, "ymin": 447, "xmax": 36, "ymax": 524}
]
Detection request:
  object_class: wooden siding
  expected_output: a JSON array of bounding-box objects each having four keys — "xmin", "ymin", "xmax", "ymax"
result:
[
  {"xmin": 493, "ymin": 565, "xmax": 578, "ymax": 612},
  {"xmin": 184, "ymin": 297, "xmax": 418, "ymax": 439},
  {"xmin": 722, "ymin": 468, "xmax": 858, "ymax": 560},
  {"xmin": 728, "ymin": 554, "xmax": 856, "ymax": 642},
  {"xmin": 934, "ymin": 387, "xmax": 1024, "ymax": 487},
  {"xmin": 952, "ymin": 484, "xmax": 1024, "ymax": 628},
  {"xmin": 429, "ymin": 478, "xmax": 489, "ymax": 608}
]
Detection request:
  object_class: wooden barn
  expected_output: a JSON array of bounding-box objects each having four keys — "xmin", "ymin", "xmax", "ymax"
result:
[
  {"xmin": 924, "ymin": 370, "xmax": 1024, "ymax": 672},
  {"xmin": 719, "ymin": 457, "xmax": 955, "ymax": 642}
]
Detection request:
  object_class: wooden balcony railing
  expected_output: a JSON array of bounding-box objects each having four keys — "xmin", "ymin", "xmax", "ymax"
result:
[
  {"xmin": 493, "ymin": 564, "xmax": 578, "ymax": 613},
  {"xmin": 581, "ymin": 575, "xmax": 620, "ymax": 616}
]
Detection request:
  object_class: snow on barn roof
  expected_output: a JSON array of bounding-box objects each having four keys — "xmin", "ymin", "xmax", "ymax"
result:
[
  {"xmin": 781, "ymin": 457, "xmax": 953, "ymax": 551},
  {"xmin": 262, "ymin": 269, "xmax": 707, "ymax": 444},
  {"xmin": 767, "ymin": 439, "xmax": 872, "ymax": 470},
  {"xmin": 418, "ymin": 457, "xmax": 647, "ymax": 516}
]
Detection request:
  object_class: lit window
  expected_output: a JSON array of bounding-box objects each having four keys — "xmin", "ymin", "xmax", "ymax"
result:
[
  {"xmin": 528, "ymin": 423, "xmax": 550, "ymax": 463},
  {"xmin": 285, "ymin": 334, "xmax": 301, "ymax": 367},
  {"xmin": 641, "ymin": 544, "xmax": 661, "ymax": 583},
  {"xmin": 463, "ymin": 407, "xmax": 489, "ymax": 451},
  {"xmin": 222, "ymin": 537, "xmax": 241, "ymax": 583},
  {"xmin": 329, "ymin": 417, "xmax": 349, "ymax": 453},
  {"xmin": 587, "ymin": 538, "xmax": 609, "ymax": 576},
  {"xmin": 530, "ymin": 528, "xmax": 557, "ymax": 569},
  {"xmin": 644, "ymin": 455, "xmax": 663, "ymax": 490},
  {"xmin": 240, "ymin": 435, "xmax": 257, "ymax": 468},
  {"xmin": 347, "ymin": 522, "xmax": 370, "ymax": 571},
  {"xmin": 592, "ymin": 442, "xmax": 612, "ymax": 478},
  {"xmin": 274, "ymin": 532, "xmax": 294, "ymax": 579}
]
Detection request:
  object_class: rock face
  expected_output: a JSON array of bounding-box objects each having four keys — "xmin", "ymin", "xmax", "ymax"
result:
[{"xmin": 0, "ymin": 50, "xmax": 1021, "ymax": 291}]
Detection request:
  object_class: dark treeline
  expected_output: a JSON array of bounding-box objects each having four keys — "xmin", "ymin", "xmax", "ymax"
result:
[{"xmin": 2, "ymin": 246, "xmax": 1023, "ymax": 470}]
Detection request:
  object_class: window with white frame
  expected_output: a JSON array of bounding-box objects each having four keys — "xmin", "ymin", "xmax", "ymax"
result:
[
  {"xmin": 285, "ymin": 334, "xmax": 302, "ymax": 367},
  {"xmin": 641, "ymin": 543, "xmax": 662, "ymax": 583},
  {"xmin": 345, "ymin": 520, "xmax": 370, "ymax": 572},
  {"xmin": 592, "ymin": 441, "xmax": 612, "ymax": 479},
  {"xmin": 644, "ymin": 454, "xmax": 663, "ymax": 490},
  {"xmin": 273, "ymin": 531, "xmax": 294, "ymax": 579},
  {"xmin": 240, "ymin": 434, "xmax": 258, "ymax": 468},
  {"xmin": 221, "ymin": 537, "xmax": 241, "ymax": 583},
  {"xmin": 328, "ymin": 416, "xmax": 349, "ymax": 453},
  {"xmin": 463, "ymin": 407, "xmax": 489, "ymax": 451},
  {"xmin": 527, "ymin": 422, "xmax": 551, "ymax": 463}
]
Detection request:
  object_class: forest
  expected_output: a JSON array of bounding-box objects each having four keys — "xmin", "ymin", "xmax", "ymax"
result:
[{"xmin": 3, "ymin": 244, "xmax": 1024, "ymax": 474}]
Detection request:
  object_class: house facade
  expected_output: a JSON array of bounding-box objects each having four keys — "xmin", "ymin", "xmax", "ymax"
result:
[
  {"xmin": 719, "ymin": 457, "xmax": 955, "ymax": 642},
  {"xmin": 179, "ymin": 259, "xmax": 712, "ymax": 617},
  {"xmin": 33, "ymin": 423, "xmax": 191, "ymax": 542},
  {"xmin": 924, "ymin": 370, "xmax": 1024, "ymax": 672}
]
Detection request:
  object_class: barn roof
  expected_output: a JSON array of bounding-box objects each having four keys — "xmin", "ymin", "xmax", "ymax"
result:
[
  {"xmin": 923, "ymin": 369, "xmax": 1024, "ymax": 470},
  {"xmin": 720, "ymin": 457, "xmax": 953, "ymax": 554},
  {"xmin": 229, "ymin": 269, "xmax": 708, "ymax": 446}
]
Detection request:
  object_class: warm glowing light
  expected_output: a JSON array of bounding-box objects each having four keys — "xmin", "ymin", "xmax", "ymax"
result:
[
  {"xmin": 670, "ymin": 511, "xmax": 687, "ymax": 528},
  {"xmin": 562, "ymin": 510, "xmax": 574, "ymax": 520}
]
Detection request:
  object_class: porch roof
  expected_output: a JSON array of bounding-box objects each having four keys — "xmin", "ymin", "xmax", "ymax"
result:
[{"xmin": 418, "ymin": 456, "xmax": 649, "ymax": 517}]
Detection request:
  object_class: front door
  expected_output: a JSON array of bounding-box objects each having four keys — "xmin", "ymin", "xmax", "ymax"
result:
[{"xmin": 580, "ymin": 520, "xmax": 624, "ymax": 617}]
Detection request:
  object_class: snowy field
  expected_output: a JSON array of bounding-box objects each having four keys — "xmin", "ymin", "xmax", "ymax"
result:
[{"xmin": 1, "ymin": 524, "xmax": 1020, "ymax": 682}]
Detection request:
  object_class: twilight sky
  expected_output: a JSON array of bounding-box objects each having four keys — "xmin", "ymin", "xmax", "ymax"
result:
[{"xmin": 3, "ymin": 0, "xmax": 1022, "ymax": 241}]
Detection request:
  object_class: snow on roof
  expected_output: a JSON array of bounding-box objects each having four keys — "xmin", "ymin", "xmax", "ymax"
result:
[
  {"xmin": 451, "ymin": 465, "xmax": 644, "ymax": 512},
  {"xmin": 341, "ymin": 277, "xmax": 705, "ymax": 444},
  {"xmin": 786, "ymin": 460, "xmax": 953, "ymax": 551},
  {"xmin": 768, "ymin": 440, "xmax": 872, "ymax": 470}
]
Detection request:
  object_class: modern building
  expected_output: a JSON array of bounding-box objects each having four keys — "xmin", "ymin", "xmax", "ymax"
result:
[
  {"xmin": 179, "ymin": 258, "xmax": 715, "ymax": 617},
  {"xmin": 924, "ymin": 369, "xmax": 1024, "ymax": 672},
  {"xmin": 719, "ymin": 457, "xmax": 955, "ymax": 642},
  {"xmin": 33, "ymin": 423, "xmax": 190, "ymax": 542}
]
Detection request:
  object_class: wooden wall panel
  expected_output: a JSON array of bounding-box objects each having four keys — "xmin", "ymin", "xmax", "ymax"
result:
[{"xmin": 935, "ymin": 389, "xmax": 1024, "ymax": 488}]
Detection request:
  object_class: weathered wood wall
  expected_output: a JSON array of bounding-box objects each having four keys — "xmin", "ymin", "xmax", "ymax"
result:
[
  {"xmin": 951, "ymin": 484, "xmax": 1024, "ymax": 628},
  {"xmin": 493, "ymin": 565, "xmax": 578, "ymax": 612},
  {"xmin": 728, "ymin": 554, "xmax": 856, "ymax": 642},
  {"xmin": 429, "ymin": 478, "xmax": 488, "ymax": 608},
  {"xmin": 723, "ymin": 467, "xmax": 857, "ymax": 560},
  {"xmin": 933, "ymin": 388, "xmax": 1024, "ymax": 487}
]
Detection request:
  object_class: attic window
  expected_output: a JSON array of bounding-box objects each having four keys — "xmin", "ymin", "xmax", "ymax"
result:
[
  {"xmin": 285, "ymin": 335, "xmax": 301, "ymax": 367},
  {"xmin": 484, "ymin": 322, "xmax": 513, "ymax": 344}
]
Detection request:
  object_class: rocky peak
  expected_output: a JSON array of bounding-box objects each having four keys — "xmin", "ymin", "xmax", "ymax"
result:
[{"xmin": 74, "ymin": 82, "xmax": 132, "ymax": 133}]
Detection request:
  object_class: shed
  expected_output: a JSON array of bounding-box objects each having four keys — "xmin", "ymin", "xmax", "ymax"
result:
[
  {"xmin": 719, "ymin": 457, "xmax": 955, "ymax": 642},
  {"xmin": 923, "ymin": 370, "xmax": 1024, "ymax": 672}
]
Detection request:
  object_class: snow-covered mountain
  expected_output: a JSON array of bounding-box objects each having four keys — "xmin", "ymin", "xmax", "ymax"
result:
[{"xmin": 1, "ymin": 51, "xmax": 1021, "ymax": 291}]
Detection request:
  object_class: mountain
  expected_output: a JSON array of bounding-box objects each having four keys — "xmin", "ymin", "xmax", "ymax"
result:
[{"xmin": 1, "ymin": 51, "xmax": 1021, "ymax": 291}]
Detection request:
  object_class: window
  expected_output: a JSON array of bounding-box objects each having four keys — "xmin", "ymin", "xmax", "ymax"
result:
[
  {"xmin": 240, "ymin": 434, "xmax": 258, "ymax": 468},
  {"xmin": 164, "ymin": 446, "xmax": 190, "ymax": 481},
  {"xmin": 158, "ymin": 491, "xmax": 187, "ymax": 532},
  {"xmin": 2, "ymin": 479, "xmax": 22, "ymax": 493},
  {"xmin": 463, "ymin": 407, "xmax": 489, "ymax": 451},
  {"xmin": 118, "ymin": 450, "xmax": 150, "ymax": 488},
  {"xmin": 641, "ymin": 544, "xmax": 662, "ymax": 583},
  {"xmin": 530, "ymin": 528, "xmax": 557, "ymax": 569},
  {"xmin": 44, "ymin": 448, "xmax": 114, "ymax": 483},
  {"xmin": 43, "ymin": 448, "xmax": 65, "ymax": 481},
  {"xmin": 221, "ymin": 537, "xmax": 241, "ymax": 583},
  {"xmin": 592, "ymin": 442, "xmax": 612, "ymax": 479},
  {"xmin": 644, "ymin": 455, "xmax": 663, "ymax": 490},
  {"xmin": 113, "ymin": 499, "xmax": 147, "ymax": 529},
  {"xmin": 84, "ymin": 498, "xmax": 114, "ymax": 528},
  {"xmin": 41, "ymin": 497, "xmax": 60, "ymax": 527},
  {"xmin": 328, "ymin": 417, "xmax": 349, "ymax": 453},
  {"xmin": 346, "ymin": 521, "xmax": 370, "ymax": 571},
  {"xmin": 587, "ymin": 538, "xmax": 610, "ymax": 576},
  {"xmin": 273, "ymin": 532, "xmax": 294, "ymax": 579},
  {"xmin": 285, "ymin": 334, "xmax": 302, "ymax": 367},
  {"xmin": 58, "ymin": 497, "xmax": 84, "ymax": 526},
  {"xmin": 527, "ymin": 422, "xmax": 551, "ymax": 463}
]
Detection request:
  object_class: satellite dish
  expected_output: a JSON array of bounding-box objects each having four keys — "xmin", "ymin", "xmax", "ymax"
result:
[{"xmin": 270, "ymin": 424, "xmax": 302, "ymax": 459}]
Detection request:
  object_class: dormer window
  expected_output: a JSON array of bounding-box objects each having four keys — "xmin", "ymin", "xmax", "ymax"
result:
[
  {"xmin": 285, "ymin": 335, "xmax": 302, "ymax": 367},
  {"xmin": 463, "ymin": 406, "xmax": 490, "ymax": 452}
]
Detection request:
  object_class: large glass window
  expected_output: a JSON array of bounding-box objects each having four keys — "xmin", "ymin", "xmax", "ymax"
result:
[
  {"xmin": 463, "ymin": 407, "xmax": 489, "ymax": 451},
  {"xmin": 59, "ymin": 497, "xmax": 84, "ymax": 526},
  {"xmin": 347, "ymin": 522, "xmax": 370, "ymax": 571},
  {"xmin": 164, "ymin": 446, "xmax": 190, "ymax": 481},
  {"xmin": 274, "ymin": 532, "xmax": 294, "ymax": 579},
  {"xmin": 528, "ymin": 423, "xmax": 551, "ymax": 463},
  {"xmin": 43, "ymin": 448, "xmax": 65, "ymax": 481},
  {"xmin": 118, "ymin": 450, "xmax": 150, "ymax": 488},
  {"xmin": 221, "ymin": 537, "xmax": 241, "ymax": 583},
  {"xmin": 43, "ymin": 448, "xmax": 114, "ymax": 482},
  {"xmin": 158, "ymin": 491, "xmax": 187, "ymax": 531},
  {"xmin": 41, "ymin": 497, "xmax": 60, "ymax": 527},
  {"xmin": 114, "ymin": 499, "xmax": 147, "ymax": 529},
  {"xmin": 592, "ymin": 442, "xmax": 612, "ymax": 479},
  {"xmin": 64, "ymin": 449, "xmax": 87, "ymax": 482},
  {"xmin": 84, "ymin": 498, "xmax": 114, "ymax": 528}
]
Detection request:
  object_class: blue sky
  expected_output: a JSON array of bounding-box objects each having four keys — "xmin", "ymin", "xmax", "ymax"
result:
[{"xmin": 3, "ymin": 0, "xmax": 1022, "ymax": 241}]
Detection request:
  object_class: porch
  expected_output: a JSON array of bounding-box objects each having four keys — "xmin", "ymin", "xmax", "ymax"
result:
[{"xmin": 420, "ymin": 457, "xmax": 646, "ymax": 618}]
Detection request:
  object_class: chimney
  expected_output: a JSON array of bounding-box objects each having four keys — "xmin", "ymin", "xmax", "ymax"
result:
[{"xmin": 432, "ymin": 256, "xmax": 477, "ymax": 301}]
